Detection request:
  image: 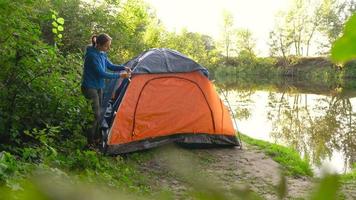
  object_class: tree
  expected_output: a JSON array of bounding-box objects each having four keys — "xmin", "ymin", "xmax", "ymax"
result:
[
  {"xmin": 283, "ymin": 0, "xmax": 325, "ymax": 56},
  {"xmin": 286, "ymin": 0, "xmax": 306, "ymax": 56},
  {"xmin": 46, "ymin": 0, "xmax": 94, "ymax": 53},
  {"xmin": 318, "ymin": 0, "xmax": 356, "ymax": 53},
  {"xmin": 235, "ymin": 29, "xmax": 256, "ymax": 57},
  {"xmin": 108, "ymin": 0, "xmax": 152, "ymax": 61},
  {"xmin": 151, "ymin": 28, "xmax": 221, "ymax": 69},
  {"xmin": 268, "ymin": 0, "xmax": 352, "ymax": 57},
  {"xmin": 268, "ymin": 12, "xmax": 293, "ymax": 62},
  {"xmin": 201, "ymin": 34, "xmax": 221, "ymax": 67},
  {"xmin": 143, "ymin": 11, "xmax": 167, "ymax": 49},
  {"xmin": 220, "ymin": 10, "xmax": 235, "ymax": 62}
]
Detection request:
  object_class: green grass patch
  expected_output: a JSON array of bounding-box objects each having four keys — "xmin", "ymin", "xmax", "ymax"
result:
[
  {"xmin": 0, "ymin": 148, "xmax": 154, "ymax": 197},
  {"xmin": 341, "ymin": 163, "xmax": 356, "ymax": 181},
  {"xmin": 240, "ymin": 134, "xmax": 313, "ymax": 177}
]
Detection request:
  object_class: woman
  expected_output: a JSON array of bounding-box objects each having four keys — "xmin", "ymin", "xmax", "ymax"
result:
[{"xmin": 81, "ymin": 33, "xmax": 130, "ymax": 145}]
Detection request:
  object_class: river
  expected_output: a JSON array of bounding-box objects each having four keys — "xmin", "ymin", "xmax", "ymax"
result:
[{"xmin": 216, "ymin": 77, "xmax": 356, "ymax": 175}]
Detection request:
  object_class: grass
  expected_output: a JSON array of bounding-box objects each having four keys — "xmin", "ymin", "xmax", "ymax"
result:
[
  {"xmin": 0, "ymin": 147, "xmax": 154, "ymax": 198},
  {"xmin": 240, "ymin": 134, "xmax": 313, "ymax": 177},
  {"xmin": 341, "ymin": 163, "xmax": 356, "ymax": 182}
]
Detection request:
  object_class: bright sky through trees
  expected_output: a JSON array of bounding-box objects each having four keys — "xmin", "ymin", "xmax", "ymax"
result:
[{"xmin": 145, "ymin": 0, "xmax": 292, "ymax": 56}]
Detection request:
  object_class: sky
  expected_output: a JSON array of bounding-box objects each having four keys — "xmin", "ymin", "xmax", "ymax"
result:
[{"xmin": 144, "ymin": 0, "xmax": 293, "ymax": 56}]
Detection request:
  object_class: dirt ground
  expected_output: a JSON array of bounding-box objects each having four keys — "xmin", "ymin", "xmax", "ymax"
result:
[{"xmin": 139, "ymin": 143, "xmax": 356, "ymax": 200}]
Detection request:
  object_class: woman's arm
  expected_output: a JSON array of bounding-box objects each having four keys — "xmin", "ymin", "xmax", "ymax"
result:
[
  {"xmin": 87, "ymin": 56, "xmax": 119, "ymax": 79},
  {"xmin": 106, "ymin": 59, "xmax": 125, "ymax": 71}
]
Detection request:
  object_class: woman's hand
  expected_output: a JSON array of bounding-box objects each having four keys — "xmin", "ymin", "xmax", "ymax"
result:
[
  {"xmin": 119, "ymin": 71, "xmax": 131, "ymax": 79},
  {"xmin": 124, "ymin": 67, "xmax": 132, "ymax": 73}
]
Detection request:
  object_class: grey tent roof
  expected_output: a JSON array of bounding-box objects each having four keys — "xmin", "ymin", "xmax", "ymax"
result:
[{"xmin": 126, "ymin": 48, "xmax": 208, "ymax": 76}]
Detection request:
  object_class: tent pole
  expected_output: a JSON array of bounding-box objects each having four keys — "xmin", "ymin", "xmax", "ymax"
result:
[{"xmin": 218, "ymin": 87, "xmax": 243, "ymax": 149}]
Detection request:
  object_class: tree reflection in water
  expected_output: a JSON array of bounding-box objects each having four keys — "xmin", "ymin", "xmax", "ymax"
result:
[
  {"xmin": 267, "ymin": 91, "xmax": 356, "ymax": 173},
  {"xmin": 217, "ymin": 83, "xmax": 356, "ymax": 174}
]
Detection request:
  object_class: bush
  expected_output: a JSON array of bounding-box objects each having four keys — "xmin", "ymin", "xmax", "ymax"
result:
[
  {"xmin": 0, "ymin": 152, "xmax": 18, "ymax": 183},
  {"xmin": 343, "ymin": 60, "xmax": 356, "ymax": 78},
  {"xmin": 66, "ymin": 150, "xmax": 100, "ymax": 171},
  {"xmin": 0, "ymin": 0, "xmax": 92, "ymax": 149}
]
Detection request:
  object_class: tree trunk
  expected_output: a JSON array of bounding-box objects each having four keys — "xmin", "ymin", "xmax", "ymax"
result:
[
  {"xmin": 279, "ymin": 33, "xmax": 287, "ymax": 65},
  {"xmin": 306, "ymin": 23, "xmax": 317, "ymax": 56}
]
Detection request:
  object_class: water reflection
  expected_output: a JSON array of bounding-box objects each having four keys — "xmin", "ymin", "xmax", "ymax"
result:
[{"xmin": 217, "ymin": 86, "xmax": 356, "ymax": 174}]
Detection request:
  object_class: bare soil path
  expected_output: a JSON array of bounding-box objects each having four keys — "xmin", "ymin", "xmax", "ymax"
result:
[{"xmin": 139, "ymin": 143, "xmax": 322, "ymax": 199}]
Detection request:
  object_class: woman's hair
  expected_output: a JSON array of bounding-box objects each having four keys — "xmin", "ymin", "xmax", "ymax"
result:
[{"xmin": 91, "ymin": 33, "xmax": 112, "ymax": 47}]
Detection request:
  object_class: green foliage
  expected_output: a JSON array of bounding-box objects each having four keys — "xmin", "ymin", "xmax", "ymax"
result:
[
  {"xmin": 269, "ymin": 0, "xmax": 355, "ymax": 57},
  {"xmin": 310, "ymin": 174, "xmax": 341, "ymax": 200},
  {"xmin": 220, "ymin": 10, "xmax": 235, "ymax": 61},
  {"xmin": 50, "ymin": 10, "xmax": 65, "ymax": 44},
  {"xmin": 0, "ymin": 0, "xmax": 92, "ymax": 148},
  {"xmin": 21, "ymin": 147, "xmax": 43, "ymax": 163},
  {"xmin": 0, "ymin": 148, "xmax": 152, "ymax": 196},
  {"xmin": 341, "ymin": 163, "xmax": 356, "ymax": 181},
  {"xmin": 24, "ymin": 126, "xmax": 60, "ymax": 146},
  {"xmin": 157, "ymin": 30, "xmax": 221, "ymax": 68},
  {"xmin": 0, "ymin": 152, "xmax": 152, "ymax": 199},
  {"xmin": 343, "ymin": 60, "xmax": 356, "ymax": 78},
  {"xmin": 0, "ymin": 151, "xmax": 35, "ymax": 190},
  {"xmin": 287, "ymin": 65, "xmax": 341, "ymax": 87},
  {"xmin": 275, "ymin": 175, "xmax": 287, "ymax": 200},
  {"xmin": 318, "ymin": 0, "xmax": 355, "ymax": 50},
  {"xmin": 235, "ymin": 29, "xmax": 256, "ymax": 56},
  {"xmin": 241, "ymin": 134, "xmax": 313, "ymax": 177},
  {"xmin": 66, "ymin": 150, "xmax": 100, "ymax": 171},
  {"xmin": 0, "ymin": 152, "xmax": 17, "ymax": 183},
  {"xmin": 331, "ymin": 13, "xmax": 356, "ymax": 63},
  {"xmin": 114, "ymin": 0, "xmax": 151, "ymax": 56},
  {"xmin": 214, "ymin": 56, "xmax": 279, "ymax": 83},
  {"xmin": 213, "ymin": 56, "xmax": 351, "ymax": 91}
]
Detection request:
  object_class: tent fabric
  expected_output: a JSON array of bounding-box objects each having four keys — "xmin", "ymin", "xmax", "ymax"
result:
[
  {"xmin": 100, "ymin": 48, "xmax": 240, "ymax": 154},
  {"xmin": 106, "ymin": 71, "xmax": 239, "ymax": 154},
  {"xmin": 101, "ymin": 48, "xmax": 209, "ymax": 120},
  {"xmin": 100, "ymin": 78, "xmax": 119, "ymax": 121},
  {"xmin": 125, "ymin": 48, "xmax": 208, "ymax": 76},
  {"xmin": 107, "ymin": 134, "xmax": 238, "ymax": 154}
]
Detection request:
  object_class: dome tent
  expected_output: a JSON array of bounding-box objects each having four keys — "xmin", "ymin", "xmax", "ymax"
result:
[{"xmin": 100, "ymin": 48, "xmax": 240, "ymax": 154}]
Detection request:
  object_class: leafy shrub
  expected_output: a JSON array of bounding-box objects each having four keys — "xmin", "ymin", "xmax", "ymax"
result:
[
  {"xmin": 0, "ymin": 0, "xmax": 92, "ymax": 148},
  {"xmin": 66, "ymin": 150, "xmax": 100, "ymax": 171},
  {"xmin": 343, "ymin": 60, "xmax": 356, "ymax": 78},
  {"xmin": 0, "ymin": 152, "xmax": 18, "ymax": 183},
  {"xmin": 342, "ymin": 163, "xmax": 356, "ymax": 181}
]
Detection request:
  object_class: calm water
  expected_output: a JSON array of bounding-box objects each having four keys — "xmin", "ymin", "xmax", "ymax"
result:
[{"xmin": 217, "ymin": 82, "xmax": 356, "ymax": 175}]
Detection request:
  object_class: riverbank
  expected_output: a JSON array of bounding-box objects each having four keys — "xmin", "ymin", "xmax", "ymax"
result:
[
  {"xmin": 212, "ymin": 57, "xmax": 356, "ymax": 86},
  {"xmin": 1, "ymin": 134, "xmax": 355, "ymax": 199}
]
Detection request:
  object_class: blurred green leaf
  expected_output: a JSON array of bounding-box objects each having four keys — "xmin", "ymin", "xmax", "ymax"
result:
[
  {"xmin": 310, "ymin": 174, "xmax": 341, "ymax": 200},
  {"xmin": 331, "ymin": 13, "xmax": 356, "ymax": 63},
  {"xmin": 56, "ymin": 17, "xmax": 64, "ymax": 25},
  {"xmin": 50, "ymin": 9, "xmax": 58, "ymax": 16},
  {"xmin": 57, "ymin": 25, "xmax": 63, "ymax": 32},
  {"xmin": 52, "ymin": 21, "xmax": 58, "ymax": 27},
  {"xmin": 52, "ymin": 28, "xmax": 57, "ymax": 34},
  {"xmin": 275, "ymin": 175, "xmax": 287, "ymax": 200}
]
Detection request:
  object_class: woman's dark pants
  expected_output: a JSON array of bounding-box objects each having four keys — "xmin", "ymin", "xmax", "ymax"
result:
[{"xmin": 81, "ymin": 87, "xmax": 103, "ymax": 145}]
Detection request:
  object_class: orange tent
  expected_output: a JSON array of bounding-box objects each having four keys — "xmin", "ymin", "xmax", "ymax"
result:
[{"xmin": 101, "ymin": 49, "xmax": 240, "ymax": 154}]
